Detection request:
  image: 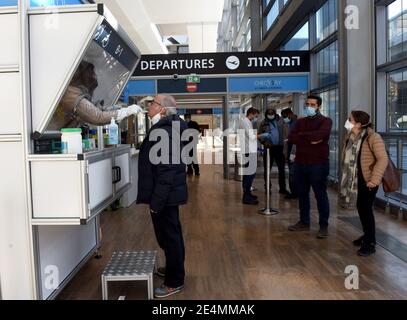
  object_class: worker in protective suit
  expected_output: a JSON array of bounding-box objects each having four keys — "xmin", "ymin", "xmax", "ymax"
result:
[{"xmin": 48, "ymin": 61, "xmax": 142, "ymax": 130}]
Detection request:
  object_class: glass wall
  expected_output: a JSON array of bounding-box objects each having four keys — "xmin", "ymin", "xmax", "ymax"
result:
[
  {"xmin": 264, "ymin": 0, "xmax": 339, "ymax": 178},
  {"xmin": 312, "ymin": 0, "xmax": 339, "ymax": 180},
  {"xmin": 316, "ymin": 0, "xmax": 338, "ymax": 44},
  {"xmin": 316, "ymin": 41, "xmax": 338, "ymax": 88},
  {"xmin": 266, "ymin": 0, "xmax": 279, "ymax": 30},
  {"xmin": 377, "ymin": 0, "xmax": 407, "ymax": 200},
  {"xmin": 282, "ymin": 22, "xmax": 309, "ymax": 51},
  {"xmin": 263, "ymin": 0, "xmax": 291, "ymax": 34},
  {"xmin": 319, "ymin": 88, "xmax": 339, "ymax": 178},
  {"xmin": 388, "ymin": 67, "xmax": 407, "ymax": 130},
  {"xmin": 388, "ymin": 0, "xmax": 407, "ymax": 61}
]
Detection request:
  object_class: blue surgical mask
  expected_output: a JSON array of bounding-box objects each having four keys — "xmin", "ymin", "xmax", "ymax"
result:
[
  {"xmin": 267, "ymin": 115, "xmax": 275, "ymax": 121},
  {"xmin": 283, "ymin": 117, "xmax": 291, "ymax": 124},
  {"xmin": 252, "ymin": 117, "xmax": 258, "ymax": 124},
  {"xmin": 305, "ymin": 107, "xmax": 317, "ymax": 117}
]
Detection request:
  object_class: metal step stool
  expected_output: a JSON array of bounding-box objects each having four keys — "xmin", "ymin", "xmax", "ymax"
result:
[{"xmin": 101, "ymin": 251, "xmax": 157, "ymax": 300}]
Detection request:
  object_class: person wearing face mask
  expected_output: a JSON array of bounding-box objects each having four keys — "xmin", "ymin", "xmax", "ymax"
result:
[
  {"xmin": 258, "ymin": 108, "xmax": 290, "ymax": 196},
  {"xmin": 281, "ymin": 108, "xmax": 298, "ymax": 200},
  {"xmin": 48, "ymin": 61, "xmax": 142, "ymax": 130},
  {"xmin": 239, "ymin": 107, "xmax": 261, "ymax": 205},
  {"xmin": 340, "ymin": 111, "xmax": 388, "ymax": 256},
  {"xmin": 287, "ymin": 95, "xmax": 333, "ymax": 239},
  {"xmin": 137, "ymin": 95, "xmax": 188, "ymax": 298},
  {"xmin": 184, "ymin": 114, "xmax": 201, "ymax": 176}
]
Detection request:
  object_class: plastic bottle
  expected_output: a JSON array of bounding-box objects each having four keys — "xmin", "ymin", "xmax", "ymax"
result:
[
  {"xmin": 107, "ymin": 118, "xmax": 119, "ymax": 145},
  {"xmin": 61, "ymin": 128, "xmax": 83, "ymax": 154}
]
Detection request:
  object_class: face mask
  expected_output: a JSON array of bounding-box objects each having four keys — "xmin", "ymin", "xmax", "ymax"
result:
[
  {"xmin": 151, "ymin": 113, "xmax": 161, "ymax": 126},
  {"xmin": 344, "ymin": 119, "xmax": 355, "ymax": 132},
  {"xmin": 283, "ymin": 117, "xmax": 291, "ymax": 124},
  {"xmin": 252, "ymin": 117, "xmax": 258, "ymax": 124},
  {"xmin": 185, "ymin": 118, "xmax": 190, "ymax": 123},
  {"xmin": 305, "ymin": 107, "xmax": 317, "ymax": 117},
  {"xmin": 267, "ymin": 115, "xmax": 275, "ymax": 121}
]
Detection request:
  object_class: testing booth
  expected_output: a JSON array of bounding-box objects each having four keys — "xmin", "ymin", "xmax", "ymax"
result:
[{"xmin": 0, "ymin": 2, "xmax": 140, "ymax": 299}]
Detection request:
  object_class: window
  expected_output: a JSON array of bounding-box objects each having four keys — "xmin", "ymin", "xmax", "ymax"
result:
[
  {"xmin": 1, "ymin": 1, "xmax": 86, "ymax": 7},
  {"xmin": 266, "ymin": 0, "xmax": 279, "ymax": 30},
  {"xmin": 315, "ymin": 41, "xmax": 338, "ymax": 89},
  {"xmin": 319, "ymin": 88, "xmax": 339, "ymax": 178},
  {"xmin": 282, "ymin": 21, "xmax": 309, "ymax": 51},
  {"xmin": 387, "ymin": 68, "xmax": 407, "ymax": 130},
  {"xmin": 316, "ymin": 0, "xmax": 337, "ymax": 44},
  {"xmin": 31, "ymin": 0, "xmax": 85, "ymax": 6},
  {"xmin": 387, "ymin": 0, "xmax": 407, "ymax": 61}
]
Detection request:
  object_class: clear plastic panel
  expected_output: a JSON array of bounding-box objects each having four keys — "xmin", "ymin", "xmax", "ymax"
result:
[{"xmin": 46, "ymin": 40, "xmax": 130, "ymax": 131}]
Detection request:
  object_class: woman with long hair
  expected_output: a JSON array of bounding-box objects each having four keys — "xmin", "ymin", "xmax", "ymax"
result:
[{"xmin": 340, "ymin": 111, "xmax": 388, "ymax": 256}]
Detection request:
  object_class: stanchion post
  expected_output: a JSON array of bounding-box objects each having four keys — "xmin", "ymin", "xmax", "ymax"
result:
[{"xmin": 259, "ymin": 148, "xmax": 279, "ymax": 216}]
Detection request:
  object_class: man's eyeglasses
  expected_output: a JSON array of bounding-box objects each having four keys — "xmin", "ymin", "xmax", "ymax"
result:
[{"xmin": 149, "ymin": 100, "xmax": 165, "ymax": 108}]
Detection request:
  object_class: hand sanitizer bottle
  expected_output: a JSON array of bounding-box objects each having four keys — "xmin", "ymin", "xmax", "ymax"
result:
[{"xmin": 108, "ymin": 118, "xmax": 119, "ymax": 145}]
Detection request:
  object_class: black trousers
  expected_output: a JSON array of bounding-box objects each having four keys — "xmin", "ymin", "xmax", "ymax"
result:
[
  {"xmin": 151, "ymin": 205, "xmax": 185, "ymax": 288},
  {"xmin": 187, "ymin": 163, "xmax": 200, "ymax": 174},
  {"xmin": 356, "ymin": 176, "xmax": 379, "ymax": 245},
  {"xmin": 187, "ymin": 146, "xmax": 200, "ymax": 174},
  {"xmin": 263, "ymin": 145, "xmax": 287, "ymax": 192}
]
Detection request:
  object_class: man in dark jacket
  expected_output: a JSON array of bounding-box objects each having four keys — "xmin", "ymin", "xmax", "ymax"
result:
[
  {"xmin": 258, "ymin": 108, "xmax": 290, "ymax": 195},
  {"xmin": 137, "ymin": 94, "xmax": 187, "ymax": 298},
  {"xmin": 184, "ymin": 114, "xmax": 200, "ymax": 176},
  {"xmin": 287, "ymin": 95, "xmax": 332, "ymax": 239}
]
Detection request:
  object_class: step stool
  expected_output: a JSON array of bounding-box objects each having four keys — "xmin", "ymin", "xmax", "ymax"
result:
[{"xmin": 101, "ymin": 251, "xmax": 157, "ymax": 300}]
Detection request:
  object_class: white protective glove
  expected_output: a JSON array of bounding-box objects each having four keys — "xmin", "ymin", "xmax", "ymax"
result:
[{"xmin": 116, "ymin": 104, "xmax": 143, "ymax": 122}]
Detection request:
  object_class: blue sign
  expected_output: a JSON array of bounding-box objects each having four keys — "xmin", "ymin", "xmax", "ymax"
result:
[
  {"xmin": 124, "ymin": 80, "xmax": 156, "ymax": 102},
  {"xmin": 0, "ymin": 0, "xmax": 17, "ymax": 5},
  {"xmin": 1, "ymin": 1, "xmax": 86, "ymax": 8},
  {"xmin": 229, "ymin": 75, "xmax": 309, "ymax": 93}
]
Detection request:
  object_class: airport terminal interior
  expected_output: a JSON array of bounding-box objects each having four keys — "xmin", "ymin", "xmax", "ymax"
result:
[{"xmin": 0, "ymin": 0, "xmax": 406, "ymax": 300}]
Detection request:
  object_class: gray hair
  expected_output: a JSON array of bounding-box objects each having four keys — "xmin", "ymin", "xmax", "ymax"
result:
[{"xmin": 161, "ymin": 95, "xmax": 178, "ymax": 116}]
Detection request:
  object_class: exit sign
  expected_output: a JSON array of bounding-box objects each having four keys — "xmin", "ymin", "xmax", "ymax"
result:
[{"xmin": 186, "ymin": 74, "xmax": 200, "ymax": 83}]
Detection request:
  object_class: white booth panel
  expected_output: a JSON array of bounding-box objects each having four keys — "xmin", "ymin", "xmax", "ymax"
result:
[
  {"xmin": 115, "ymin": 152, "xmax": 130, "ymax": 191},
  {"xmin": 0, "ymin": 73, "xmax": 22, "ymax": 135},
  {"xmin": 0, "ymin": 142, "xmax": 34, "ymax": 299},
  {"xmin": 88, "ymin": 158, "xmax": 113, "ymax": 210},
  {"xmin": 123, "ymin": 154, "xmax": 139, "ymax": 207},
  {"xmin": 31, "ymin": 161, "xmax": 84, "ymax": 219},
  {"xmin": 38, "ymin": 221, "xmax": 97, "ymax": 300},
  {"xmin": 30, "ymin": 11, "xmax": 100, "ymax": 133},
  {"xmin": 0, "ymin": 13, "xmax": 19, "ymax": 66}
]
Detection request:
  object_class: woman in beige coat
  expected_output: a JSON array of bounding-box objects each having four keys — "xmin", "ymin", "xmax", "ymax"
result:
[{"xmin": 340, "ymin": 111, "xmax": 388, "ymax": 256}]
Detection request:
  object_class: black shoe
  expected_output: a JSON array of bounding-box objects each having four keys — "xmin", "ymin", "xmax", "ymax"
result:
[
  {"xmin": 353, "ymin": 236, "xmax": 376, "ymax": 247},
  {"xmin": 353, "ymin": 236, "xmax": 364, "ymax": 247},
  {"xmin": 358, "ymin": 244, "xmax": 376, "ymax": 257},
  {"xmin": 279, "ymin": 190, "xmax": 290, "ymax": 196},
  {"xmin": 288, "ymin": 221, "xmax": 310, "ymax": 232},
  {"xmin": 317, "ymin": 226, "xmax": 329, "ymax": 239},
  {"xmin": 284, "ymin": 194, "xmax": 298, "ymax": 200},
  {"xmin": 249, "ymin": 193, "xmax": 258, "ymax": 200},
  {"xmin": 243, "ymin": 196, "xmax": 259, "ymax": 205},
  {"xmin": 187, "ymin": 171, "xmax": 193, "ymax": 175},
  {"xmin": 195, "ymin": 172, "xmax": 200, "ymax": 176}
]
